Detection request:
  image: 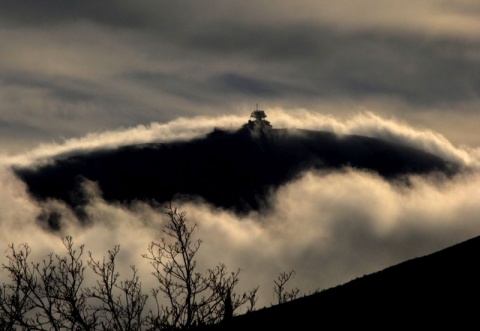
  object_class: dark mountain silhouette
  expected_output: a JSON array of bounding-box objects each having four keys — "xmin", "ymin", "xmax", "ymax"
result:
[
  {"xmin": 200, "ymin": 234, "xmax": 480, "ymax": 330},
  {"xmin": 14, "ymin": 126, "xmax": 458, "ymax": 226}
]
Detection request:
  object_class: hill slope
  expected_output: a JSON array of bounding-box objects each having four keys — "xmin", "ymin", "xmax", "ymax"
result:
[{"xmin": 204, "ymin": 234, "xmax": 480, "ymax": 329}]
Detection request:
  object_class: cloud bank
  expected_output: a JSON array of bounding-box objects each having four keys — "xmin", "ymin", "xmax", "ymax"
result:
[
  {"xmin": 1, "ymin": 111, "xmax": 480, "ymax": 311},
  {"xmin": 5, "ymin": 110, "xmax": 478, "ymax": 169}
]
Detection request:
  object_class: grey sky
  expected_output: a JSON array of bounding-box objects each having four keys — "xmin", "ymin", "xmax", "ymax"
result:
[
  {"xmin": 1, "ymin": 1, "xmax": 480, "ymax": 152},
  {"xmin": 2, "ymin": 1, "xmax": 480, "ymax": 312}
]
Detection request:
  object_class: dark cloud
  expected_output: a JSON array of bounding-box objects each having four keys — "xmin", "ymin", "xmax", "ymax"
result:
[
  {"xmin": 122, "ymin": 13, "xmax": 480, "ymax": 108},
  {"xmin": 1, "ymin": 1, "xmax": 480, "ymax": 150},
  {"xmin": 184, "ymin": 23, "xmax": 480, "ymax": 105},
  {"xmin": 0, "ymin": 1, "xmax": 147, "ymax": 28},
  {"xmin": 182, "ymin": 22, "xmax": 332, "ymax": 62},
  {"xmin": 126, "ymin": 71, "xmax": 214, "ymax": 104},
  {"xmin": 0, "ymin": 118, "xmax": 49, "ymax": 150},
  {"xmin": 1, "ymin": 72, "xmax": 97, "ymax": 103},
  {"xmin": 211, "ymin": 73, "xmax": 279, "ymax": 97}
]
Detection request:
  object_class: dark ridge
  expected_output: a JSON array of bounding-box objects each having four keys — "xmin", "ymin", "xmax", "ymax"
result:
[
  {"xmin": 199, "ymin": 234, "xmax": 480, "ymax": 329},
  {"xmin": 14, "ymin": 127, "xmax": 458, "ymax": 223}
]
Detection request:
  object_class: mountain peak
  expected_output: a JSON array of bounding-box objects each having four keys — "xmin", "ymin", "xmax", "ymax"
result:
[{"xmin": 15, "ymin": 125, "xmax": 459, "ymax": 229}]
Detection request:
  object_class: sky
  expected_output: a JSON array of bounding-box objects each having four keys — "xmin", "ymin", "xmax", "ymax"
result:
[
  {"xmin": 1, "ymin": 0, "xmax": 480, "ymax": 313},
  {"xmin": 2, "ymin": 0, "xmax": 480, "ymax": 153}
]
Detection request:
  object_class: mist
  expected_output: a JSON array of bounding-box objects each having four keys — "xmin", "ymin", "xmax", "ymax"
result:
[
  {"xmin": 1, "ymin": 110, "xmax": 480, "ymax": 310},
  {"xmin": 3, "ymin": 109, "xmax": 477, "ymax": 168}
]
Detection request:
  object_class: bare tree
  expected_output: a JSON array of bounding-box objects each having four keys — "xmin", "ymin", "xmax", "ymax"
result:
[
  {"xmin": 0, "ymin": 206, "xmax": 262, "ymax": 330},
  {"xmin": 273, "ymin": 270, "xmax": 300, "ymax": 305},
  {"xmin": 87, "ymin": 245, "xmax": 148, "ymax": 331},
  {"xmin": 0, "ymin": 237, "xmax": 148, "ymax": 330},
  {"xmin": 0, "ymin": 237, "xmax": 93, "ymax": 330},
  {"xmin": 143, "ymin": 204, "xmax": 256, "ymax": 329},
  {"xmin": 0, "ymin": 243, "xmax": 36, "ymax": 329},
  {"xmin": 47, "ymin": 236, "xmax": 95, "ymax": 330}
]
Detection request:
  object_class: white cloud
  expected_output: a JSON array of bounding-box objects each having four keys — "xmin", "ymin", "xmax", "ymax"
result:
[
  {"xmin": 2, "ymin": 111, "xmax": 480, "ymax": 312},
  {"xmin": 177, "ymin": 168, "xmax": 480, "ymax": 307},
  {"xmin": 2, "ymin": 115, "xmax": 245, "ymax": 167},
  {"xmin": 5, "ymin": 110, "xmax": 478, "ymax": 169},
  {"xmin": 269, "ymin": 109, "xmax": 479, "ymax": 167}
]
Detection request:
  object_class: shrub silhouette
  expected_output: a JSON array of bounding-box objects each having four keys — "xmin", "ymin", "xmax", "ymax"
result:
[{"xmin": 273, "ymin": 270, "xmax": 300, "ymax": 305}]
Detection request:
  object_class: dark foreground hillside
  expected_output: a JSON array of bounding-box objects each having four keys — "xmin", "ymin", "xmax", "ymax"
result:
[
  {"xmin": 201, "ymin": 234, "xmax": 480, "ymax": 330},
  {"xmin": 14, "ymin": 127, "xmax": 458, "ymax": 226}
]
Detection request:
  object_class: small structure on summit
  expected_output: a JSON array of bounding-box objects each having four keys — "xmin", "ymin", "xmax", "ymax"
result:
[{"xmin": 244, "ymin": 104, "xmax": 272, "ymax": 131}]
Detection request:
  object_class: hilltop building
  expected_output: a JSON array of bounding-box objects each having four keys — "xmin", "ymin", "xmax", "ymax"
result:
[{"xmin": 243, "ymin": 105, "xmax": 272, "ymax": 131}]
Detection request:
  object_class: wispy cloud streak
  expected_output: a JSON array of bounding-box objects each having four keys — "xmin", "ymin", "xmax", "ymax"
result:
[{"xmin": 4, "ymin": 110, "xmax": 478, "ymax": 169}]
